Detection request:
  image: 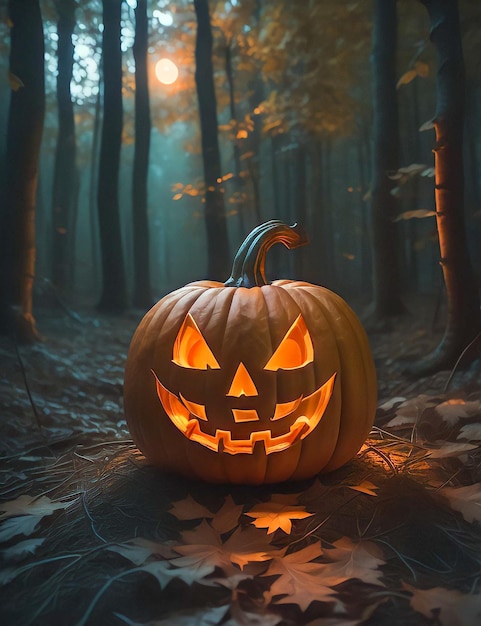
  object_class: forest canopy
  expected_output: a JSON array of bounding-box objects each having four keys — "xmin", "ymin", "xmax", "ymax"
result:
[{"xmin": 0, "ymin": 0, "xmax": 480, "ymax": 329}]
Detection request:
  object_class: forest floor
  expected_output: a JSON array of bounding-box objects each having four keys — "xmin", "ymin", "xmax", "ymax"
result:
[{"xmin": 1, "ymin": 295, "xmax": 481, "ymax": 626}]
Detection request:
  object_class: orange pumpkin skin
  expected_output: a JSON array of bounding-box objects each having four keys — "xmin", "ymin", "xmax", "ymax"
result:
[{"xmin": 124, "ymin": 222, "xmax": 377, "ymax": 484}]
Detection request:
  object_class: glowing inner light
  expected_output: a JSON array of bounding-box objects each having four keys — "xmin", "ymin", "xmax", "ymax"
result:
[{"xmin": 155, "ymin": 58, "xmax": 179, "ymax": 85}]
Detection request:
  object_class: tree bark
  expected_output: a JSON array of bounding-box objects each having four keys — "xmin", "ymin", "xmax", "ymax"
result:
[
  {"xmin": 132, "ymin": 0, "xmax": 152, "ymax": 309},
  {"xmin": 89, "ymin": 79, "xmax": 102, "ymax": 294},
  {"xmin": 97, "ymin": 0, "xmax": 127, "ymax": 312},
  {"xmin": 194, "ymin": 0, "xmax": 230, "ymax": 280},
  {"xmin": 369, "ymin": 0, "xmax": 405, "ymax": 318},
  {"xmin": 224, "ymin": 40, "xmax": 245, "ymax": 235},
  {"xmin": 52, "ymin": 0, "xmax": 77, "ymax": 296},
  {"xmin": 413, "ymin": 0, "xmax": 480, "ymax": 374},
  {"xmin": 0, "ymin": 0, "xmax": 45, "ymax": 340}
]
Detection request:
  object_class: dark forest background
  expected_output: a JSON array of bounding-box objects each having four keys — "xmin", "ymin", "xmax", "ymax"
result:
[{"xmin": 0, "ymin": 0, "xmax": 480, "ymax": 364}]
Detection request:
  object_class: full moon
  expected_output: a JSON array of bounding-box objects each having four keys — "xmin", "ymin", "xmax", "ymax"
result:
[{"xmin": 155, "ymin": 58, "xmax": 179, "ymax": 85}]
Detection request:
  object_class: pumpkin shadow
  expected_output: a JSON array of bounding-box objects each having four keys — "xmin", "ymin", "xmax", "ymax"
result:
[{"xmin": 82, "ymin": 447, "xmax": 481, "ymax": 591}]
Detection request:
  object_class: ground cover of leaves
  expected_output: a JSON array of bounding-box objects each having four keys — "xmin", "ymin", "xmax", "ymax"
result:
[{"xmin": 1, "ymin": 301, "xmax": 481, "ymax": 626}]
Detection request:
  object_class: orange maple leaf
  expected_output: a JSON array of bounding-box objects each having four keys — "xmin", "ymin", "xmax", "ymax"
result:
[{"xmin": 245, "ymin": 502, "xmax": 313, "ymax": 534}]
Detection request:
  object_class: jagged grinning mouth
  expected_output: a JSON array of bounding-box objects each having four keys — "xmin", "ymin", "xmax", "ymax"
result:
[{"xmin": 151, "ymin": 371, "xmax": 336, "ymax": 455}]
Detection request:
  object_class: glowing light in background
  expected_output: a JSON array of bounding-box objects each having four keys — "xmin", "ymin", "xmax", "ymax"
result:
[
  {"xmin": 153, "ymin": 10, "xmax": 174, "ymax": 26},
  {"xmin": 155, "ymin": 58, "xmax": 179, "ymax": 85}
]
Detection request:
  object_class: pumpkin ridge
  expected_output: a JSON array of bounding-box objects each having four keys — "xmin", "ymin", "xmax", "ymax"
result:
[
  {"xmin": 278, "ymin": 284, "xmax": 343, "ymax": 477},
  {"xmin": 260, "ymin": 284, "xmax": 307, "ymax": 482},
  {"xmin": 307, "ymin": 288, "xmax": 376, "ymax": 471},
  {"xmin": 157, "ymin": 289, "xmax": 213, "ymax": 477}
]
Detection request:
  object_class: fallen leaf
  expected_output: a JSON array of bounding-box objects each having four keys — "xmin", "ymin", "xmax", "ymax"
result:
[
  {"xmin": 434, "ymin": 398, "xmax": 481, "ymax": 424},
  {"xmin": 1, "ymin": 537, "xmax": 45, "ymax": 560},
  {"xmin": 108, "ymin": 538, "xmax": 177, "ymax": 566},
  {"xmin": 385, "ymin": 395, "xmax": 439, "ymax": 428},
  {"xmin": 378, "ymin": 397, "xmax": 406, "ymax": 411},
  {"xmin": 245, "ymin": 502, "xmax": 313, "ymax": 534},
  {"xmin": 0, "ymin": 494, "xmax": 74, "ymax": 520},
  {"xmin": 425, "ymin": 441, "xmax": 478, "ymax": 458},
  {"xmin": 439, "ymin": 483, "xmax": 481, "ymax": 523},
  {"xmin": 0, "ymin": 495, "xmax": 75, "ymax": 542},
  {"xmin": 169, "ymin": 495, "xmax": 213, "ymax": 521},
  {"xmin": 306, "ymin": 617, "xmax": 365, "ymax": 626},
  {"xmin": 226, "ymin": 604, "xmax": 282, "ymax": 626},
  {"xmin": 0, "ymin": 516, "xmax": 43, "ymax": 543},
  {"xmin": 262, "ymin": 543, "xmax": 342, "ymax": 611},
  {"xmin": 210, "ymin": 495, "xmax": 244, "ymax": 534},
  {"xmin": 142, "ymin": 557, "xmax": 215, "ymax": 587},
  {"xmin": 175, "ymin": 520, "xmax": 275, "ymax": 571},
  {"xmin": 321, "ymin": 537, "xmax": 386, "ymax": 587},
  {"xmin": 347, "ymin": 481, "xmax": 379, "ymax": 497},
  {"xmin": 114, "ymin": 604, "xmax": 228, "ymax": 625},
  {"xmin": 404, "ymin": 583, "xmax": 481, "ymax": 626},
  {"xmin": 457, "ymin": 423, "xmax": 481, "ymax": 441}
]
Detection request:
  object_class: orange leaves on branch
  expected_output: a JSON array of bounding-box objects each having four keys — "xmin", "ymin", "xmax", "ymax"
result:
[
  {"xmin": 394, "ymin": 209, "xmax": 436, "ymax": 222},
  {"xmin": 396, "ymin": 61, "xmax": 430, "ymax": 89}
]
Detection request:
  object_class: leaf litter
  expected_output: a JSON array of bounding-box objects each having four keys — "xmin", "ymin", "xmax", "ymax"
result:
[{"xmin": 0, "ymin": 304, "xmax": 481, "ymax": 625}]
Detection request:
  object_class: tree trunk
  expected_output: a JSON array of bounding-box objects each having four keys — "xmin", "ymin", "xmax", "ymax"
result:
[
  {"xmin": 0, "ymin": 0, "xmax": 45, "ymax": 341},
  {"xmin": 89, "ymin": 80, "xmax": 102, "ymax": 294},
  {"xmin": 194, "ymin": 0, "xmax": 230, "ymax": 280},
  {"xmin": 294, "ymin": 146, "xmax": 307, "ymax": 279},
  {"xmin": 413, "ymin": 0, "xmax": 480, "ymax": 374},
  {"xmin": 97, "ymin": 0, "xmax": 127, "ymax": 312},
  {"xmin": 369, "ymin": 0, "xmax": 405, "ymax": 318},
  {"xmin": 132, "ymin": 0, "xmax": 152, "ymax": 309},
  {"xmin": 52, "ymin": 0, "xmax": 77, "ymax": 297},
  {"xmin": 224, "ymin": 40, "xmax": 245, "ymax": 235}
]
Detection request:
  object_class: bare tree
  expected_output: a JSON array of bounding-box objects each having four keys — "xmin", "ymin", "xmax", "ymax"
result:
[
  {"xmin": 369, "ymin": 0, "xmax": 405, "ymax": 318},
  {"xmin": 413, "ymin": 0, "xmax": 480, "ymax": 374},
  {"xmin": 194, "ymin": 0, "xmax": 230, "ymax": 280},
  {"xmin": 0, "ymin": 0, "xmax": 45, "ymax": 341},
  {"xmin": 131, "ymin": 0, "xmax": 152, "ymax": 309},
  {"xmin": 97, "ymin": 0, "xmax": 127, "ymax": 312},
  {"xmin": 52, "ymin": 0, "xmax": 78, "ymax": 296}
]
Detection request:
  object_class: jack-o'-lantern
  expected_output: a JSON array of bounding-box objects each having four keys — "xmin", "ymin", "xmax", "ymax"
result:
[{"xmin": 124, "ymin": 221, "xmax": 377, "ymax": 484}]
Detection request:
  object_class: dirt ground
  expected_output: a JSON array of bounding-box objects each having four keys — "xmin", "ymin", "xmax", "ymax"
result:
[{"xmin": 1, "ymin": 296, "xmax": 481, "ymax": 626}]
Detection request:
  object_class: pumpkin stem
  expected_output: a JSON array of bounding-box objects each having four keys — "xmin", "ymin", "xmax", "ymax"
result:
[{"xmin": 225, "ymin": 221, "xmax": 309, "ymax": 288}]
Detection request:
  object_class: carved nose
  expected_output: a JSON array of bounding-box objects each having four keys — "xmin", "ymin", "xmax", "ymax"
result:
[{"xmin": 227, "ymin": 362, "xmax": 258, "ymax": 397}]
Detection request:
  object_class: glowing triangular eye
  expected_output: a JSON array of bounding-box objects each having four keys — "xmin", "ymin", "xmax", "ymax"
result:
[
  {"xmin": 172, "ymin": 313, "xmax": 220, "ymax": 369},
  {"xmin": 265, "ymin": 315, "xmax": 314, "ymax": 371}
]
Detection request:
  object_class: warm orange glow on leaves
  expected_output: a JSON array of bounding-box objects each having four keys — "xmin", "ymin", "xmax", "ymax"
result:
[{"xmin": 245, "ymin": 502, "xmax": 313, "ymax": 534}]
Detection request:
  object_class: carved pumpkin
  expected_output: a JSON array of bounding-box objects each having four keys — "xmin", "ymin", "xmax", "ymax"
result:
[{"xmin": 124, "ymin": 221, "xmax": 377, "ymax": 484}]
